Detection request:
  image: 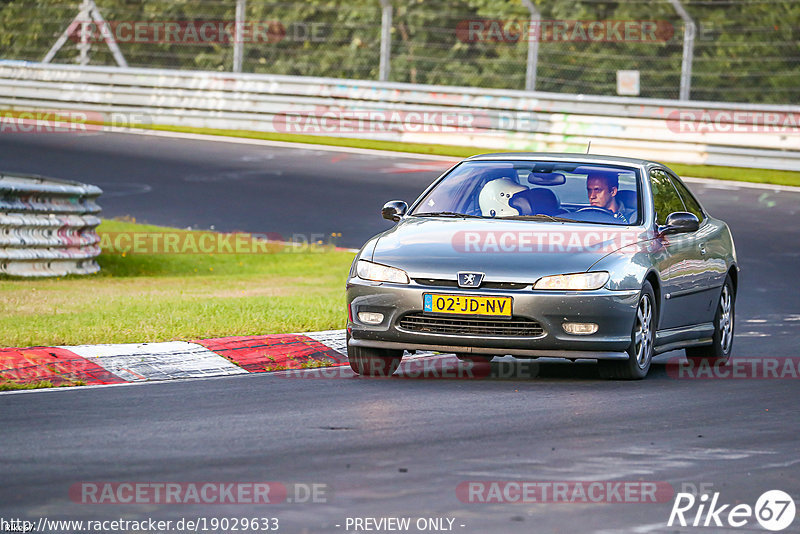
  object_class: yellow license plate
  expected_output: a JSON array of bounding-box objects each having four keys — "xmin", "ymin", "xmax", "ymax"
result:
[{"xmin": 423, "ymin": 294, "xmax": 512, "ymax": 317}]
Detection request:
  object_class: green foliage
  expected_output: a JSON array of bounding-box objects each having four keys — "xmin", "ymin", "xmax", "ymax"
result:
[{"xmin": 0, "ymin": 0, "xmax": 797, "ymax": 103}]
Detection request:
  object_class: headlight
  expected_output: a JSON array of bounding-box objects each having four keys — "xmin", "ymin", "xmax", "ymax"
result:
[
  {"xmin": 534, "ymin": 272, "xmax": 609, "ymax": 291},
  {"xmin": 356, "ymin": 260, "xmax": 410, "ymax": 284}
]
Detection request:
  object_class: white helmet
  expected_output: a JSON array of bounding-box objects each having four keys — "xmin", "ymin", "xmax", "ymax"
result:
[{"xmin": 479, "ymin": 178, "xmax": 527, "ymax": 217}]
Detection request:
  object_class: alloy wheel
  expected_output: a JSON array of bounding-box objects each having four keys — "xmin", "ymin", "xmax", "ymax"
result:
[
  {"xmin": 719, "ymin": 285, "xmax": 733, "ymax": 354},
  {"xmin": 634, "ymin": 294, "xmax": 654, "ymax": 368}
]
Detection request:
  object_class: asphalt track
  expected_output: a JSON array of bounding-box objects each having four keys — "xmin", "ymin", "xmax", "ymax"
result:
[
  {"xmin": 1, "ymin": 130, "xmax": 799, "ymax": 533},
  {"xmin": 0, "ymin": 130, "xmax": 439, "ymax": 248}
]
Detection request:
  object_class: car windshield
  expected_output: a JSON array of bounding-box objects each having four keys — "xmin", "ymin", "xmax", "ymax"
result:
[{"xmin": 411, "ymin": 160, "xmax": 641, "ymax": 225}]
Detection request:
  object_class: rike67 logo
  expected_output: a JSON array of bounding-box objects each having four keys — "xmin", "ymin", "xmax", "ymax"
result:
[{"xmin": 668, "ymin": 490, "xmax": 796, "ymax": 531}]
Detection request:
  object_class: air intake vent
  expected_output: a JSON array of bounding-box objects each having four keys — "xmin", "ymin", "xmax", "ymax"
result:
[
  {"xmin": 413, "ymin": 279, "xmax": 527, "ymax": 290},
  {"xmin": 398, "ymin": 313, "xmax": 545, "ymax": 337}
]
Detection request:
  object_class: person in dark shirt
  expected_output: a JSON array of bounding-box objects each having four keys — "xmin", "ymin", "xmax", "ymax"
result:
[{"xmin": 586, "ymin": 173, "xmax": 631, "ymax": 223}]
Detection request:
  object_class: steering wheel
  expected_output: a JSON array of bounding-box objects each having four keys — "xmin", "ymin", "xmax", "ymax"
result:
[
  {"xmin": 574, "ymin": 205, "xmax": 622, "ymax": 223},
  {"xmin": 577, "ymin": 206, "xmax": 615, "ymax": 216}
]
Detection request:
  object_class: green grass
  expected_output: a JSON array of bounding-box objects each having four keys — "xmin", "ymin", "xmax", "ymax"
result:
[
  {"xmin": 138, "ymin": 123, "xmax": 800, "ymax": 188},
  {"xmin": 0, "ymin": 219, "xmax": 355, "ymax": 347},
  {"xmin": 0, "ymin": 379, "xmax": 87, "ymax": 391},
  {"xmin": 665, "ymin": 163, "xmax": 800, "ymax": 186},
  {"xmin": 0, "ymin": 380, "xmax": 55, "ymax": 391}
]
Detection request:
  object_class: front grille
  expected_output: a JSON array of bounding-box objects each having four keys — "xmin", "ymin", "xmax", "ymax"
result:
[
  {"xmin": 413, "ymin": 278, "xmax": 458, "ymax": 287},
  {"xmin": 413, "ymin": 278, "xmax": 528, "ymax": 290},
  {"xmin": 483, "ymin": 282, "xmax": 529, "ymax": 290},
  {"xmin": 398, "ymin": 313, "xmax": 545, "ymax": 337}
]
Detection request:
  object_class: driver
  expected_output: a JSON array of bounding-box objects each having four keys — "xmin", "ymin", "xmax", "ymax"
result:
[{"xmin": 586, "ymin": 173, "xmax": 629, "ymax": 223}]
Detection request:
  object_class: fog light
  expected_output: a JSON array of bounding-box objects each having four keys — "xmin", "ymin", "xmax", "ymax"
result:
[
  {"xmin": 563, "ymin": 322, "xmax": 598, "ymax": 335},
  {"xmin": 358, "ymin": 312, "xmax": 384, "ymax": 325}
]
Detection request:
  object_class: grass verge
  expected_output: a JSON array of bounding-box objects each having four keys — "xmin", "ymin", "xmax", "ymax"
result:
[
  {"xmin": 0, "ymin": 219, "xmax": 355, "ymax": 347},
  {"xmin": 0, "ymin": 380, "xmax": 55, "ymax": 391},
  {"xmin": 0, "ymin": 380, "xmax": 88, "ymax": 391}
]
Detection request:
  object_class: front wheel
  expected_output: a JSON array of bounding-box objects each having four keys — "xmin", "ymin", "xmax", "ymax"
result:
[
  {"xmin": 599, "ymin": 281, "xmax": 656, "ymax": 380},
  {"xmin": 686, "ymin": 276, "xmax": 735, "ymax": 365},
  {"xmin": 347, "ymin": 339, "xmax": 403, "ymax": 377}
]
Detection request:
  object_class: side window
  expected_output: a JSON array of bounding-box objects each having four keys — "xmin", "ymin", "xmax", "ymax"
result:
[
  {"xmin": 670, "ymin": 176, "xmax": 705, "ymax": 221},
  {"xmin": 649, "ymin": 169, "xmax": 685, "ymax": 225}
]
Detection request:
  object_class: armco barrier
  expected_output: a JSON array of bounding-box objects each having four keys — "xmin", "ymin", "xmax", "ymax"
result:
[
  {"xmin": 0, "ymin": 173, "xmax": 102, "ymax": 277},
  {"xmin": 0, "ymin": 61, "xmax": 799, "ymax": 170}
]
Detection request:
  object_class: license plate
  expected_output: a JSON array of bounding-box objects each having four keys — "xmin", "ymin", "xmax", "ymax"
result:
[{"xmin": 423, "ymin": 293, "xmax": 512, "ymax": 318}]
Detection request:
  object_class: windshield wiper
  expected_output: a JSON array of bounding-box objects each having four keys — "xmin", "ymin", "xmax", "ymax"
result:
[
  {"xmin": 413, "ymin": 211, "xmax": 485, "ymax": 218},
  {"xmin": 501, "ymin": 214, "xmax": 579, "ymax": 223}
]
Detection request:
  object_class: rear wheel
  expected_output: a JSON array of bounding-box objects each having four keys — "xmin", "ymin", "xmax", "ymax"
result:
[
  {"xmin": 599, "ymin": 281, "xmax": 656, "ymax": 380},
  {"xmin": 686, "ymin": 276, "xmax": 735, "ymax": 365},
  {"xmin": 347, "ymin": 337, "xmax": 403, "ymax": 377}
]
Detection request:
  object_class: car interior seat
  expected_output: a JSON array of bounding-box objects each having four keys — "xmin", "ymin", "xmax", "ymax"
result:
[
  {"xmin": 510, "ymin": 187, "xmax": 565, "ymax": 216},
  {"xmin": 615, "ymin": 189, "xmax": 638, "ymax": 221}
]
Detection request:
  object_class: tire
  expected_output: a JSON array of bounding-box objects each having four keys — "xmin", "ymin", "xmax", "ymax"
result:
[
  {"xmin": 347, "ymin": 336, "xmax": 403, "ymax": 377},
  {"xmin": 599, "ymin": 281, "xmax": 656, "ymax": 380},
  {"xmin": 685, "ymin": 275, "xmax": 735, "ymax": 365}
]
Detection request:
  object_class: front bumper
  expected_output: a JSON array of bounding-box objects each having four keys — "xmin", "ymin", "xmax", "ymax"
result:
[{"xmin": 347, "ymin": 277, "xmax": 640, "ymax": 360}]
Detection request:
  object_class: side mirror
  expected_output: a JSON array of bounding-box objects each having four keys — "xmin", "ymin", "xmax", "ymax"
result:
[
  {"xmin": 660, "ymin": 212, "xmax": 699, "ymax": 235},
  {"xmin": 382, "ymin": 200, "xmax": 408, "ymax": 222}
]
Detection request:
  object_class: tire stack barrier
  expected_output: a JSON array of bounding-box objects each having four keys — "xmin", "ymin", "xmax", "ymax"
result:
[{"xmin": 0, "ymin": 173, "xmax": 102, "ymax": 277}]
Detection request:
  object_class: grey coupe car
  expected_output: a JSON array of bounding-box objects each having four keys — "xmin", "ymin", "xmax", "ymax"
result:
[{"xmin": 346, "ymin": 153, "xmax": 738, "ymax": 379}]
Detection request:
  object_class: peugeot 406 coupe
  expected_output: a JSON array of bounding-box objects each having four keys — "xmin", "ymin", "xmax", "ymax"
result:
[{"xmin": 346, "ymin": 153, "xmax": 738, "ymax": 379}]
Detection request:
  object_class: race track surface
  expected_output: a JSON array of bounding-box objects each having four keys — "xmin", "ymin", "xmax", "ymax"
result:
[{"xmin": 1, "ymin": 130, "xmax": 798, "ymax": 533}]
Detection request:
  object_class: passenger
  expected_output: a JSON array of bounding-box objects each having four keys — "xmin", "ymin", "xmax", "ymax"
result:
[
  {"xmin": 586, "ymin": 174, "xmax": 630, "ymax": 223},
  {"xmin": 478, "ymin": 178, "xmax": 527, "ymax": 217}
]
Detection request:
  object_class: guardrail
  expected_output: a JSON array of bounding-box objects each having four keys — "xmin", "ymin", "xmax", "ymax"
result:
[
  {"xmin": 0, "ymin": 172, "xmax": 102, "ymax": 277},
  {"xmin": 1, "ymin": 61, "xmax": 799, "ymax": 170}
]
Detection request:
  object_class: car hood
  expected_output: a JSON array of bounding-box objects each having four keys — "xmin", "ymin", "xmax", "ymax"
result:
[{"xmin": 370, "ymin": 217, "xmax": 648, "ymax": 282}]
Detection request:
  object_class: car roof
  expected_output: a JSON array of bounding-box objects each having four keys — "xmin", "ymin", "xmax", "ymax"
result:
[{"xmin": 466, "ymin": 152, "xmax": 661, "ymax": 167}]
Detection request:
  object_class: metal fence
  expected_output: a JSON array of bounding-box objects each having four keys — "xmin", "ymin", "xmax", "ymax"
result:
[
  {"xmin": 0, "ymin": 173, "xmax": 102, "ymax": 277},
  {"xmin": 0, "ymin": 0, "xmax": 798, "ymax": 104}
]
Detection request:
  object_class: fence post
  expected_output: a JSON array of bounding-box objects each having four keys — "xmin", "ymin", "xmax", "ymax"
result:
[
  {"xmin": 668, "ymin": 0, "xmax": 696, "ymax": 101},
  {"xmin": 233, "ymin": 0, "xmax": 246, "ymax": 73},
  {"xmin": 379, "ymin": 0, "xmax": 393, "ymax": 82},
  {"xmin": 77, "ymin": 0, "xmax": 92, "ymax": 65},
  {"xmin": 43, "ymin": 0, "xmax": 127, "ymax": 67},
  {"xmin": 521, "ymin": 0, "xmax": 541, "ymax": 92}
]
